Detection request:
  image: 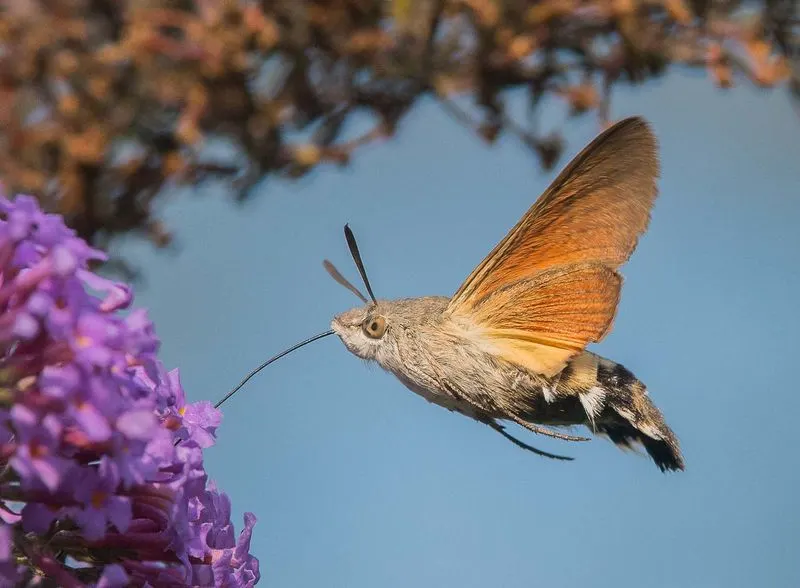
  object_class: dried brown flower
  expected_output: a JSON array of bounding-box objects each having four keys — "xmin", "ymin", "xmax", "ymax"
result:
[{"xmin": 0, "ymin": 0, "xmax": 796, "ymax": 251}]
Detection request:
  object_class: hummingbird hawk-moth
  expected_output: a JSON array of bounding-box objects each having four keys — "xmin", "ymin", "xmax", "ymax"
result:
[{"xmin": 220, "ymin": 116, "xmax": 683, "ymax": 472}]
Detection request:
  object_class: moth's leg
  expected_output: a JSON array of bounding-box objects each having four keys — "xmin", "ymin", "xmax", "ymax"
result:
[
  {"xmin": 486, "ymin": 420, "xmax": 574, "ymax": 461},
  {"xmin": 509, "ymin": 414, "xmax": 591, "ymax": 442}
]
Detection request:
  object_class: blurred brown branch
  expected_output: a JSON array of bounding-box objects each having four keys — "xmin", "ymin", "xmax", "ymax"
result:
[{"xmin": 0, "ymin": 0, "xmax": 797, "ymax": 250}]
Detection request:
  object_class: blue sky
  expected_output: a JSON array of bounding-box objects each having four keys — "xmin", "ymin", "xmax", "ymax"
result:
[{"xmin": 111, "ymin": 74, "xmax": 800, "ymax": 587}]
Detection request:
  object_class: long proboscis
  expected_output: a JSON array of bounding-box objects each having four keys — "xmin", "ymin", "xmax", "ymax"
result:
[
  {"xmin": 344, "ymin": 224, "xmax": 377, "ymax": 304},
  {"xmin": 214, "ymin": 330, "xmax": 335, "ymax": 409}
]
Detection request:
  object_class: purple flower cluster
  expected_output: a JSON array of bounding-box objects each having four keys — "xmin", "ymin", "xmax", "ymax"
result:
[{"xmin": 0, "ymin": 195, "xmax": 259, "ymax": 586}]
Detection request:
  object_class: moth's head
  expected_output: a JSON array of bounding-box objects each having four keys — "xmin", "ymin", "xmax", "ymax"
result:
[
  {"xmin": 331, "ymin": 298, "xmax": 448, "ymax": 362},
  {"xmin": 330, "ymin": 303, "xmax": 392, "ymax": 361},
  {"xmin": 325, "ymin": 224, "xmax": 405, "ymax": 363}
]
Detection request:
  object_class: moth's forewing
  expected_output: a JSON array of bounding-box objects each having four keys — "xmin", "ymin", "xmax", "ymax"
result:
[
  {"xmin": 447, "ymin": 117, "xmax": 660, "ymax": 377},
  {"xmin": 467, "ymin": 263, "xmax": 621, "ymax": 376}
]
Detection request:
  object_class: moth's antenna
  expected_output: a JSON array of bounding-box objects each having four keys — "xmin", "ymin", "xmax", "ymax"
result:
[
  {"xmin": 344, "ymin": 224, "xmax": 377, "ymax": 304},
  {"xmin": 214, "ymin": 330, "xmax": 335, "ymax": 409},
  {"xmin": 322, "ymin": 260, "xmax": 368, "ymax": 304}
]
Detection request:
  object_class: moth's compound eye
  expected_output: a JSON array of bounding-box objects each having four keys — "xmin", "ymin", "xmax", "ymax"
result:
[{"xmin": 363, "ymin": 315, "xmax": 387, "ymax": 339}]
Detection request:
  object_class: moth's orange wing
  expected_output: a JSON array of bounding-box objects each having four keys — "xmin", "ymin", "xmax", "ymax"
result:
[
  {"xmin": 447, "ymin": 117, "xmax": 659, "ymax": 377},
  {"xmin": 449, "ymin": 117, "xmax": 659, "ymax": 310},
  {"xmin": 464, "ymin": 264, "xmax": 622, "ymax": 376}
]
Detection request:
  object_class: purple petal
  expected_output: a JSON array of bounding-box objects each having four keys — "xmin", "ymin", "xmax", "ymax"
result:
[
  {"xmin": 187, "ymin": 496, "xmax": 203, "ymax": 521},
  {"xmin": 11, "ymin": 444, "xmax": 70, "ymax": 492},
  {"xmin": 143, "ymin": 433, "xmax": 175, "ymax": 465},
  {"xmin": 75, "ymin": 507, "xmax": 108, "ymax": 541},
  {"xmin": 78, "ymin": 270, "xmax": 133, "ymax": 312},
  {"xmin": 42, "ymin": 414, "xmax": 62, "ymax": 439},
  {"xmin": 234, "ymin": 512, "xmax": 258, "ymax": 562},
  {"xmin": 77, "ymin": 313, "xmax": 121, "ymax": 345},
  {"xmin": 51, "ymin": 246, "xmax": 77, "ymax": 276},
  {"xmin": 124, "ymin": 309, "xmax": 159, "ymax": 355},
  {"xmin": 21, "ymin": 502, "xmax": 59, "ymax": 534},
  {"xmin": 8, "ymin": 209, "xmax": 31, "ymax": 241},
  {"xmin": 96, "ymin": 564, "xmax": 129, "ymax": 588},
  {"xmin": 11, "ymin": 195, "xmax": 39, "ymax": 216},
  {"xmin": 10, "ymin": 404, "xmax": 37, "ymax": 429},
  {"xmin": 8, "ymin": 454, "xmax": 33, "ymax": 482},
  {"xmin": 237, "ymin": 560, "xmax": 260, "ymax": 588},
  {"xmin": 191, "ymin": 564, "xmax": 214, "ymax": 587},
  {"xmin": 107, "ymin": 495, "xmax": 132, "ymax": 533},
  {"xmin": 167, "ymin": 368, "xmax": 186, "ymax": 406},
  {"xmin": 79, "ymin": 344, "xmax": 113, "ymax": 368},
  {"xmin": 188, "ymin": 522, "xmax": 213, "ymax": 559},
  {"xmin": 33, "ymin": 214, "xmax": 69, "ymax": 248},
  {"xmin": 184, "ymin": 401, "xmax": 222, "ymax": 429},
  {"xmin": 216, "ymin": 490, "xmax": 232, "ymax": 524},
  {"xmin": 31, "ymin": 456, "xmax": 63, "ymax": 492},
  {"xmin": 209, "ymin": 522, "xmax": 235, "ymax": 550},
  {"xmin": 39, "ymin": 364, "xmax": 80, "ymax": 399},
  {"xmin": 73, "ymin": 402, "xmax": 112, "ymax": 442},
  {"xmin": 211, "ymin": 549, "xmax": 234, "ymax": 586},
  {"xmin": 88, "ymin": 376, "xmax": 119, "ymax": 412},
  {"xmin": 97, "ymin": 456, "xmax": 122, "ymax": 488},
  {"xmin": 27, "ymin": 291, "xmax": 52, "ymax": 315},
  {"xmin": 188, "ymin": 426, "xmax": 216, "ymax": 449},
  {"xmin": 12, "ymin": 312, "xmax": 38, "ymax": 339},
  {"xmin": 101, "ymin": 283, "xmax": 132, "ymax": 312},
  {"xmin": 116, "ymin": 410, "xmax": 158, "ymax": 440},
  {"xmin": 0, "ymin": 525, "xmax": 12, "ymax": 560}
]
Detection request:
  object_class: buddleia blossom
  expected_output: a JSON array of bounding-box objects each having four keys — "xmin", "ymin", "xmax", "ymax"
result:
[{"xmin": 0, "ymin": 194, "xmax": 260, "ymax": 586}]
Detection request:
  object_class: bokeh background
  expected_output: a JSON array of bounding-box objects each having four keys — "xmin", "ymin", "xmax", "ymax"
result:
[{"xmin": 108, "ymin": 77, "xmax": 800, "ymax": 587}]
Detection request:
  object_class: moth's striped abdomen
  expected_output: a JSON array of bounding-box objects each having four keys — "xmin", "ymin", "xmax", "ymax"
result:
[{"xmin": 553, "ymin": 352, "xmax": 684, "ymax": 471}]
